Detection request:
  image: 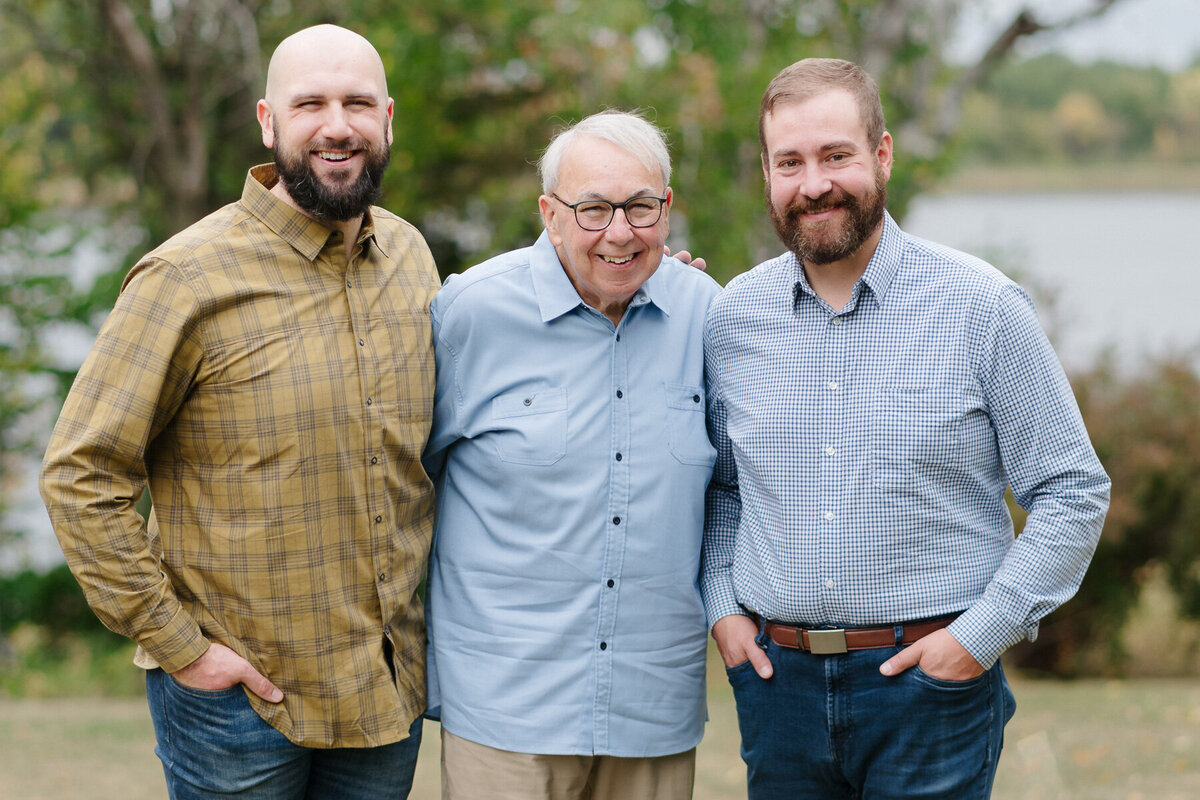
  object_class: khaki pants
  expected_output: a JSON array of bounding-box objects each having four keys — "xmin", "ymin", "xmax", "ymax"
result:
[{"xmin": 440, "ymin": 729, "xmax": 696, "ymax": 800}]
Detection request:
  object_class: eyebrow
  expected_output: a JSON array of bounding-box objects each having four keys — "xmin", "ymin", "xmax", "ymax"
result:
[
  {"xmin": 289, "ymin": 92, "xmax": 380, "ymax": 105},
  {"xmin": 771, "ymin": 140, "xmax": 860, "ymax": 159},
  {"xmin": 573, "ymin": 188, "xmax": 662, "ymax": 201}
]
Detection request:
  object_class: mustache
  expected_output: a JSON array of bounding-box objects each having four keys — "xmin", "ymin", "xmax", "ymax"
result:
[{"xmin": 783, "ymin": 189, "xmax": 856, "ymax": 218}]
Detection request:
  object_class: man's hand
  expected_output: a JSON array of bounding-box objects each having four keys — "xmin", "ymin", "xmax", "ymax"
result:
[
  {"xmin": 879, "ymin": 628, "xmax": 984, "ymax": 682},
  {"xmin": 666, "ymin": 245, "xmax": 707, "ymax": 271},
  {"xmin": 171, "ymin": 642, "xmax": 284, "ymax": 702},
  {"xmin": 712, "ymin": 614, "xmax": 773, "ymax": 679}
]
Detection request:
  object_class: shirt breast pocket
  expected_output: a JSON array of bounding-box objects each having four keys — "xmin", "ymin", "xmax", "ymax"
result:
[
  {"xmin": 490, "ymin": 387, "xmax": 568, "ymax": 466},
  {"xmin": 870, "ymin": 386, "xmax": 964, "ymax": 493},
  {"xmin": 665, "ymin": 383, "xmax": 716, "ymax": 467}
]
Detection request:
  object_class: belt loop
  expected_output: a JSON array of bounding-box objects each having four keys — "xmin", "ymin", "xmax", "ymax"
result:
[
  {"xmin": 752, "ymin": 613, "xmax": 769, "ymax": 651},
  {"xmin": 893, "ymin": 623, "xmax": 904, "ymax": 647}
]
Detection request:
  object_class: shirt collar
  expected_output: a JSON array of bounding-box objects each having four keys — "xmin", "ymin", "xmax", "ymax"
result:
[
  {"xmin": 527, "ymin": 230, "xmax": 669, "ymax": 323},
  {"xmin": 792, "ymin": 210, "xmax": 903, "ymax": 308},
  {"xmin": 242, "ymin": 164, "xmax": 382, "ymax": 261}
]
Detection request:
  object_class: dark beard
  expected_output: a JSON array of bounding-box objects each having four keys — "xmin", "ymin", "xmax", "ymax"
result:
[
  {"xmin": 273, "ymin": 132, "xmax": 390, "ymax": 223},
  {"xmin": 768, "ymin": 168, "xmax": 887, "ymax": 266}
]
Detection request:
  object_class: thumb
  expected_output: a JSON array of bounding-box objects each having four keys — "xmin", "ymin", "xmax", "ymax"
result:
[
  {"xmin": 748, "ymin": 645, "xmax": 774, "ymax": 680},
  {"xmin": 240, "ymin": 664, "xmax": 284, "ymax": 703},
  {"xmin": 880, "ymin": 643, "xmax": 921, "ymax": 677}
]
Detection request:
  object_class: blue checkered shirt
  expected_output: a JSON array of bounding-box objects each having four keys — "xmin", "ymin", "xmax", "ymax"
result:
[{"xmin": 701, "ymin": 212, "xmax": 1110, "ymax": 668}]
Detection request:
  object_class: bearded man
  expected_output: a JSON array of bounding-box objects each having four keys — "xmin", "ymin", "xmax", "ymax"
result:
[
  {"xmin": 701, "ymin": 58, "xmax": 1110, "ymax": 799},
  {"xmin": 40, "ymin": 25, "xmax": 438, "ymax": 799}
]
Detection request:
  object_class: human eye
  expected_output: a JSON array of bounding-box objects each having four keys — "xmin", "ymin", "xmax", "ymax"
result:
[
  {"xmin": 575, "ymin": 202, "xmax": 612, "ymax": 223},
  {"xmin": 625, "ymin": 198, "xmax": 660, "ymax": 223}
]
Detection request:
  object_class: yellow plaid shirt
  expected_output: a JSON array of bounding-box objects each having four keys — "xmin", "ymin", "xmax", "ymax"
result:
[{"xmin": 40, "ymin": 165, "xmax": 438, "ymax": 748}]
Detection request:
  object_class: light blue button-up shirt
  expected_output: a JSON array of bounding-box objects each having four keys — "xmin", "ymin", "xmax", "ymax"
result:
[
  {"xmin": 425, "ymin": 232, "xmax": 720, "ymax": 757},
  {"xmin": 702, "ymin": 212, "xmax": 1110, "ymax": 669}
]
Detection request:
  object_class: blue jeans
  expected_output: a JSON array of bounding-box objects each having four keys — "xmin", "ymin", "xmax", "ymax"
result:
[
  {"xmin": 145, "ymin": 668, "xmax": 423, "ymax": 799},
  {"xmin": 726, "ymin": 629, "xmax": 1016, "ymax": 799}
]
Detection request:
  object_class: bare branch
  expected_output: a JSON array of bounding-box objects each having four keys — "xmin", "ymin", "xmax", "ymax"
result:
[
  {"xmin": 100, "ymin": 0, "xmax": 180, "ymax": 182},
  {"xmin": 934, "ymin": 0, "xmax": 1129, "ymax": 147}
]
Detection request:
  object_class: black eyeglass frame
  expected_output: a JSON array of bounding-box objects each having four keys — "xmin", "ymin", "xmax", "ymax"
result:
[{"xmin": 550, "ymin": 193, "xmax": 669, "ymax": 231}]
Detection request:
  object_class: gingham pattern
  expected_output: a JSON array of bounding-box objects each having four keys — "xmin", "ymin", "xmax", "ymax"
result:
[
  {"xmin": 701, "ymin": 212, "xmax": 1110, "ymax": 668},
  {"xmin": 40, "ymin": 165, "xmax": 439, "ymax": 747}
]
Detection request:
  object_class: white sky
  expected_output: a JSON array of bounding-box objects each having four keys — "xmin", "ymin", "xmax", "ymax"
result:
[{"xmin": 952, "ymin": 0, "xmax": 1200, "ymax": 71}]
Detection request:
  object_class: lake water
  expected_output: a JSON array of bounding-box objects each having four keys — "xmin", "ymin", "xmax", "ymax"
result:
[{"xmin": 903, "ymin": 191, "xmax": 1200, "ymax": 373}]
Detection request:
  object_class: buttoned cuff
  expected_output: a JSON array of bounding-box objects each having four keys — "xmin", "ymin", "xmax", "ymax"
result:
[
  {"xmin": 136, "ymin": 605, "xmax": 209, "ymax": 673},
  {"xmin": 700, "ymin": 575, "xmax": 743, "ymax": 631},
  {"xmin": 946, "ymin": 599, "xmax": 1030, "ymax": 669}
]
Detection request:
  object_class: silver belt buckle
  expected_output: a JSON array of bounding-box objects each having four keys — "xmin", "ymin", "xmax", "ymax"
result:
[{"xmin": 807, "ymin": 628, "xmax": 848, "ymax": 654}]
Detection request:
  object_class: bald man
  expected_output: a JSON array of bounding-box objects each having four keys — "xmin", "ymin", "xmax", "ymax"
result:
[{"xmin": 40, "ymin": 25, "xmax": 439, "ymax": 798}]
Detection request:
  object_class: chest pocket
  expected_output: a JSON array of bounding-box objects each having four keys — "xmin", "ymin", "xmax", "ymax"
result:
[
  {"xmin": 869, "ymin": 386, "xmax": 965, "ymax": 492},
  {"xmin": 665, "ymin": 383, "xmax": 716, "ymax": 467},
  {"xmin": 490, "ymin": 387, "xmax": 568, "ymax": 466}
]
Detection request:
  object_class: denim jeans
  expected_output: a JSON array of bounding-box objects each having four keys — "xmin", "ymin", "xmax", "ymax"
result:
[
  {"xmin": 726, "ymin": 629, "xmax": 1016, "ymax": 800},
  {"xmin": 146, "ymin": 668, "xmax": 423, "ymax": 799}
]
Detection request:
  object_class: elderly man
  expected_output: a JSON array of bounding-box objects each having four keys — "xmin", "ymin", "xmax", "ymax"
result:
[
  {"xmin": 40, "ymin": 25, "xmax": 437, "ymax": 798},
  {"xmin": 424, "ymin": 110, "xmax": 720, "ymax": 800},
  {"xmin": 702, "ymin": 58, "xmax": 1110, "ymax": 799}
]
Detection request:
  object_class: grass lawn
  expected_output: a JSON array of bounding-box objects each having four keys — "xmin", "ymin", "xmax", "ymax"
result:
[{"xmin": 4, "ymin": 646, "xmax": 1199, "ymax": 799}]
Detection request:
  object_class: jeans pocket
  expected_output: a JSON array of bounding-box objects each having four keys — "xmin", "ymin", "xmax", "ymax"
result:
[
  {"xmin": 910, "ymin": 664, "xmax": 988, "ymax": 692},
  {"xmin": 166, "ymin": 673, "xmax": 246, "ymax": 699}
]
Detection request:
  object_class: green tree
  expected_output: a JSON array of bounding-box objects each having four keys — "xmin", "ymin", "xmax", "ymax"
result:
[{"xmin": 1, "ymin": 0, "xmax": 1135, "ymax": 547}]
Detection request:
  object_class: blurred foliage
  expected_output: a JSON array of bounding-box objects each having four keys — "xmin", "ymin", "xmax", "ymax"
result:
[
  {"xmin": 8, "ymin": 0, "xmax": 1200, "ymax": 680},
  {"xmin": 958, "ymin": 53, "xmax": 1200, "ymax": 163},
  {"xmin": 2, "ymin": 0, "xmax": 1040, "ymax": 541},
  {"xmin": 1007, "ymin": 357, "xmax": 1200, "ymax": 676},
  {"xmin": 0, "ymin": 565, "xmax": 141, "ymax": 697}
]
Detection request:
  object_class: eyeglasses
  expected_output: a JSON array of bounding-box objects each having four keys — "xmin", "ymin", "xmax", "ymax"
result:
[{"xmin": 551, "ymin": 193, "xmax": 667, "ymax": 231}]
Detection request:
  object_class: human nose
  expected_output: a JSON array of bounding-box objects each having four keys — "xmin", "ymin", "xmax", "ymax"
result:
[
  {"xmin": 320, "ymin": 103, "xmax": 354, "ymax": 140},
  {"xmin": 799, "ymin": 164, "xmax": 833, "ymax": 199},
  {"xmin": 603, "ymin": 207, "xmax": 635, "ymax": 241}
]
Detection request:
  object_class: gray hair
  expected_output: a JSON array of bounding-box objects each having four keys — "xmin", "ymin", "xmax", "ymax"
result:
[{"xmin": 538, "ymin": 110, "xmax": 672, "ymax": 195}]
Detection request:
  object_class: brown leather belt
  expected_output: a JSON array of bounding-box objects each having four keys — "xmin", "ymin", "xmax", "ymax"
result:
[{"xmin": 756, "ymin": 614, "xmax": 959, "ymax": 655}]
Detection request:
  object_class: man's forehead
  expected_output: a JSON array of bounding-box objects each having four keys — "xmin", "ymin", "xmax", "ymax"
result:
[{"xmin": 266, "ymin": 27, "xmax": 387, "ymax": 102}]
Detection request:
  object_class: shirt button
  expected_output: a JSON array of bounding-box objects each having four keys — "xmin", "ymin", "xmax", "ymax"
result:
[
  {"xmin": 823, "ymin": 511, "xmax": 835, "ymax": 521},
  {"xmin": 375, "ymin": 515, "xmax": 383, "ymax": 523},
  {"xmin": 358, "ymin": 338, "xmax": 365, "ymax": 346},
  {"xmin": 692, "ymin": 394, "xmax": 701, "ymax": 404},
  {"xmin": 606, "ymin": 579, "xmax": 615, "ymax": 588},
  {"xmin": 370, "ymin": 456, "xmax": 378, "ymax": 465},
  {"xmin": 366, "ymin": 397, "xmax": 373, "ymax": 406},
  {"xmin": 600, "ymin": 642, "xmax": 608, "ymax": 650},
  {"xmin": 831, "ymin": 317, "xmax": 843, "ymax": 326},
  {"xmin": 616, "ymin": 389, "xmax": 624, "ymax": 399},
  {"xmin": 824, "ymin": 579, "xmax": 835, "ymax": 589},
  {"xmin": 379, "ymin": 572, "xmax": 387, "ymax": 582},
  {"xmin": 825, "ymin": 447, "xmax": 836, "ymax": 456},
  {"xmin": 826, "ymin": 381, "xmax": 839, "ymax": 391},
  {"xmin": 615, "ymin": 453, "xmax": 623, "ymax": 461},
  {"xmin": 612, "ymin": 516, "xmax": 621, "ymax": 525},
  {"xmin": 523, "ymin": 397, "xmax": 532, "ymax": 406}
]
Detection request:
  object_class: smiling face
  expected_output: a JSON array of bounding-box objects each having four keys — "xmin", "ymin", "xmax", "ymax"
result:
[
  {"xmin": 257, "ymin": 26, "xmax": 394, "ymax": 223},
  {"xmin": 762, "ymin": 89, "xmax": 892, "ymax": 269},
  {"xmin": 539, "ymin": 137, "xmax": 672, "ymax": 325}
]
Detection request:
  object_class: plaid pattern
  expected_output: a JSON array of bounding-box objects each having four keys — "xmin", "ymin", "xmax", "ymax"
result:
[
  {"xmin": 40, "ymin": 165, "xmax": 439, "ymax": 747},
  {"xmin": 701, "ymin": 212, "xmax": 1110, "ymax": 668}
]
